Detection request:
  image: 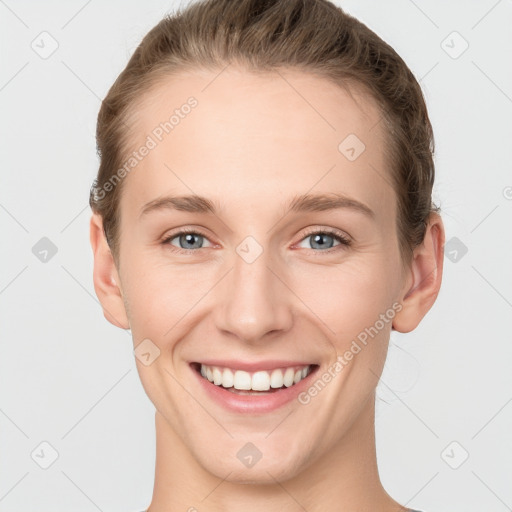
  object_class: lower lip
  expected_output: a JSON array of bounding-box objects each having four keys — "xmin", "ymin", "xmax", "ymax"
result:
[{"xmin": 191, "ymin": 364, "xmax": 319, "ymax": 414}]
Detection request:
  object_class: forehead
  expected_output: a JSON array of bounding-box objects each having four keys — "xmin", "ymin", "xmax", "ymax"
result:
[{"xmin": 120, "ymin": 67, "xmax": 394, "ymax": 223}]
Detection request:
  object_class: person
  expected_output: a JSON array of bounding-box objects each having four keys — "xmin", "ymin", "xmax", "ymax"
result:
[{"xmin": 89, "ymin": 0, "xmax": 444, "ymax": 510}]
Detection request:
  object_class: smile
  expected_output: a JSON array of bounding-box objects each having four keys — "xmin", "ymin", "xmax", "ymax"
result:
[
  {"xmin": 190, "ymin": 361, "xmax": 319, "ymax": 412},
  {"xmin": 198, "ymin": 363, "xmax": 313, "ymax": 393}
]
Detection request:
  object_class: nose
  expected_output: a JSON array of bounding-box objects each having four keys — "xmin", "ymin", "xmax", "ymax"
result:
[{"xmin": 213, "ymin": 245, "xmax": 293, "ymax": 345}]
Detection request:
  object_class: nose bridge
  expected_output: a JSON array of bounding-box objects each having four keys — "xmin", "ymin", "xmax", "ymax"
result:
[{"xmin": 214, "ymin": 236, "xmax": 293, "ymax": 343}]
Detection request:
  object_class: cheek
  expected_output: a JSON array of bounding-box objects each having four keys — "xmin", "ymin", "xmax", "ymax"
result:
[
  {"xmin": 299, "ymin": 262, "xmax": 395, "ymax": 318},
  {"xmin": 121, "ymin": 253, "xmax": 216, "ymax": 336},
  {"xmin": 291, "ymin": 260, "xmax": 398, "ymax": 357}
]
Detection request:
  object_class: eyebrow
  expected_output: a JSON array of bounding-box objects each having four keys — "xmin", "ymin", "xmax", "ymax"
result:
[{"xmin": 139, "ymin": 192, "xmax": 375, "ymax": 220}]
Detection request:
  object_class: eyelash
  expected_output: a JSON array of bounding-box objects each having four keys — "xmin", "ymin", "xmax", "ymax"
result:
[{"xmin": 160, "ymin": 227, "xmax": 352, "ymax": 255}]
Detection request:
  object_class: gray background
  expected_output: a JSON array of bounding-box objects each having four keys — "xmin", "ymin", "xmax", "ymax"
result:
[{"xmin": 1, "ymin": 0, "xmax": 511, "ymax": 511}]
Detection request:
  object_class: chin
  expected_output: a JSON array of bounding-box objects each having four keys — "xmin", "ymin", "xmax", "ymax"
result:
[{"xmin": 196, "ymin": 447, "xmax": 309, "ymax": 485}]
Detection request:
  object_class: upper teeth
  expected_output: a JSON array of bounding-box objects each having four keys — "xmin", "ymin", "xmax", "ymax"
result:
[{"xmin": 200, "ymin": 364, "xmax": 311, "ymax": 391}]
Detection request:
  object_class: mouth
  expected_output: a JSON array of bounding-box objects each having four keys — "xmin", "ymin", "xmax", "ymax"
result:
[{"xmin": 190, "ymin": 362, "xmax": 319, "ymax": 395}]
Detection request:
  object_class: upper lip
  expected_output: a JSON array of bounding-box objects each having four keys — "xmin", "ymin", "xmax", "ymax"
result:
[{"xmin": 192, "ymin": 360, "xmax": 317, "ymax": 372}]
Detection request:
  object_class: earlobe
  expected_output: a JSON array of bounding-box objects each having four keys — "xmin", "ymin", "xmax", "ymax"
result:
[
  {"xmin": 89, "ymin": 213, "xmax": 130, "ymax": 330},
  {"xmin": 392, "ymin": 213, "xmax": 445, "ymax": 333}
]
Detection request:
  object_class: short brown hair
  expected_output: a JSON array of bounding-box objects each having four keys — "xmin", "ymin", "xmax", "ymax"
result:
[{"xmin": 90, "ymin": 0, "xmax": 440, "ymax": 268}]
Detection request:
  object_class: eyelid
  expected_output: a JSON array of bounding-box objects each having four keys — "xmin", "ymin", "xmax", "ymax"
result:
[{"xmin": 297, "ymin": 226, "xmax": 351, "ymax": 245}]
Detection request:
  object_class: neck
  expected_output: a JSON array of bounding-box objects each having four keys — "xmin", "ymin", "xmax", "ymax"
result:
[{"xmin": 147, "ymin": 394, "xmax": 405, "ymax": 512}]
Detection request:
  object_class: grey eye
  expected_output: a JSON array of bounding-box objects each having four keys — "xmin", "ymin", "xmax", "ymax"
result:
[
  {"xmin": 167, "ymin": 232, "xmax": 212, "ymax": 250},
  {"xmin": 297, "ymin": 232, "xmax": 343, "ymax": 251}
]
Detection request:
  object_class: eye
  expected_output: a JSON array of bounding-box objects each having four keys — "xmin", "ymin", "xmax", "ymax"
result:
[
  {"xmin": 296, "ymin": 228, "xmax": 351, "ymax": 252},
  {"xmin": 162, "ymin": 229, "xmax": 213, "ymax": 252}
]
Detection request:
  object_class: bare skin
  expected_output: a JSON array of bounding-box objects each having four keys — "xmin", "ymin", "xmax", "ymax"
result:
[{"xmin": 90, "ymin": 67, "xmax": 444, "ymax": 512}]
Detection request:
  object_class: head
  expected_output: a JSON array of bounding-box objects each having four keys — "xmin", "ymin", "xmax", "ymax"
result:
[{"xmin": 90, "ymin": 0, "xmax": 444, "ymax": 483}]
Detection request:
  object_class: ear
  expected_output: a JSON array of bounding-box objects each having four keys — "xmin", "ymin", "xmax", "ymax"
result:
[
  {"xmin": 89, "ymin": 213, "xmax": 130, "ymax": 330},
  {"xmin": 392, "ymin": 212, "xmax": 445, "ymax": 333}
]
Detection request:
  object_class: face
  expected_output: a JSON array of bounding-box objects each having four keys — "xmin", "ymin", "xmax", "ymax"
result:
[{"xmin": 108, "ymin": 67, "xmax": 413, "ymax": 482}]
